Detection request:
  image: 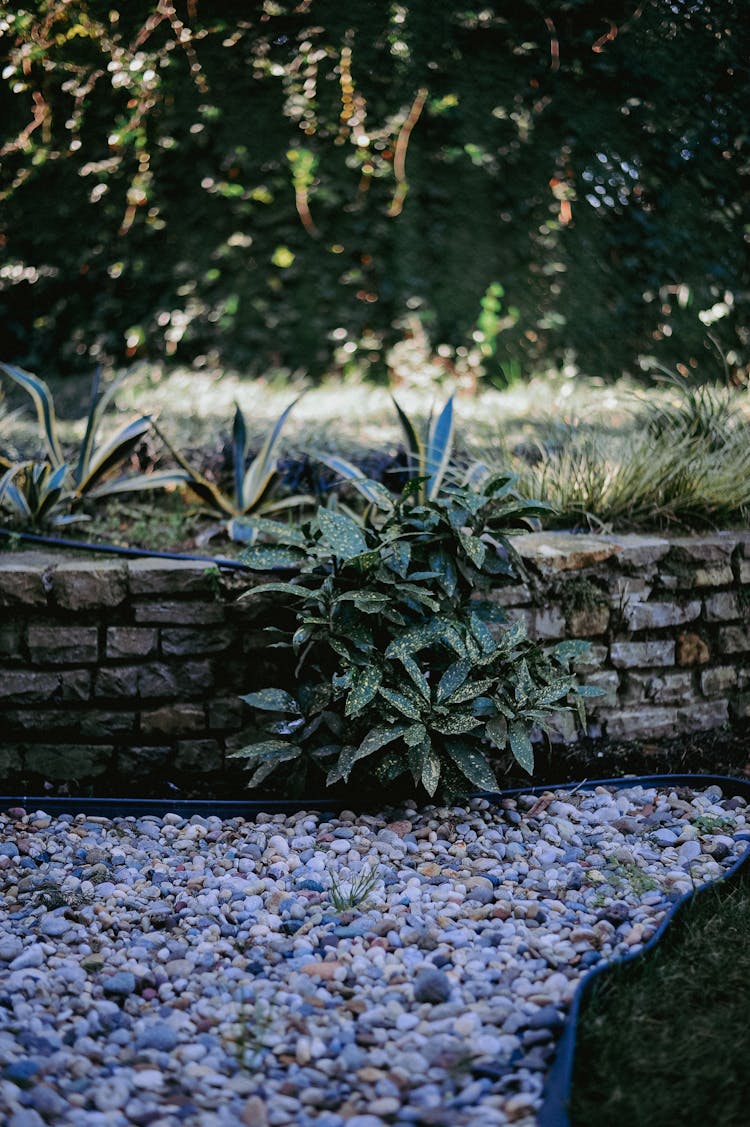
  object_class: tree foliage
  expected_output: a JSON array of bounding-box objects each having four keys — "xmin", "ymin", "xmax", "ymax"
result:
[{"xmin": 0, "ymin": 1, "xmax": 748, "ymax": 380}]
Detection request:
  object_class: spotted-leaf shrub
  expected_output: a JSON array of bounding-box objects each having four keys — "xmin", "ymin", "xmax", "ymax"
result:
[{"xmin": 231, "ymin": 471, "xmax": 601, "ymax": 801}]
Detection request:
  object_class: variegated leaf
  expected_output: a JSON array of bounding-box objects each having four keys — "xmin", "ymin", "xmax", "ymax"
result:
[
  {"xmin": 385, "ymin": 621, "xmax": 437, "ymax": 659},
  {"xmin": 429, "ymin": 712, "xmax": 481, "ymax": 735},
  {"xmin": 403, "ymin": 723, "xmax": 427, "ymax": 747},
  {"xmin": 456, "ymin": 527, "xmax": 486, "ymax": 569},
  {"xmin": 317, "ymin": 509, "xmax": 368, "ymax": 560},
  {"xmin": 345, "ymin": 666, "xmax": 383, "ymax": 717},
  {"xmin": 436, "ymin": 659, "xmax": 471, "ymax": 703},
  {"xmin": 379, "ymin": 687, "xmax": 423, "ymax": 721},
  {"xmin": 445, "ymin": 740, "xmax": 498, "ymax": 791},
  {"xmin": 486, "ymin": 716, "xmax": 508, "ymax": 748},
  {"xmin": 509, "ymin": 720, "xmax": 534, "ymax": 774},
  {"xmin": 239, "ymin": 545, "xmax": 306, "ymax": 570},
  {"xmin": 240, "ymin": 688, "xmax": 300, "ymax": 713},
  {"xmin": 228, "ymin": 738, "xmax": 299, "ymax": 762},
  {"xmin": 421, "ymin": 747, "xmax": 442, "ymax": 796},
  {"xmin": 400, "ymin": 655, "xmax": 431, "ymax": 701},
  {"xmin": 428, "ymin": 548, "xmax": 457, "ymax": 596}
]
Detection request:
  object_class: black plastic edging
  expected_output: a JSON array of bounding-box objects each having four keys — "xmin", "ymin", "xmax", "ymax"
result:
[
  {"xmin": 2, "ymin": 772, "xmax": 749, "ymax": 1126},
  {"xmin": 0, "ymin": 526, "xmax": 298, "ymax": 572}
]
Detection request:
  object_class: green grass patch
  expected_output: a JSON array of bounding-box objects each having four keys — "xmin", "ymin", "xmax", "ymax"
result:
[{"xmin": 571, "ymin": 868, "xmax": 750, "ymax": 1127}]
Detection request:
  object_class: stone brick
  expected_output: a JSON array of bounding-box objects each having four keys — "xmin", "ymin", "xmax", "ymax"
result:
[
  {"xmin": 568, "ymin": 604, "xmax": 610, "ymax": 637},
  {"xmin": 59, "ymin": 670, "xmax": 92, "ymax": 700},
  {"xmin": 24, "ymin": 744, "xmax": 112, "ymax": 780},
  {"xmin": 612, "ymin": 535, "xmax": 670, "ymax": 567},
  {"xmin": 738, "ymin": 561, "xmax": 750, "ymax": 583},
  {"xmin": 0, "ymin": 671, "xmax": 60, "ymax": 702},
  {"xmin": 161, "ymin": 627, "xmax": 235, "ymax": 656},
  {"xmin": 670, "ymin": 535, "xmax": 737, "ymax": 562},
  {"xmin": 0, "ymin": 624, "xmax": 22, "ymax": 658},
  {"xmin": 106, "ymin": 627, "xmax": 158, "ymax": 659},
  {"xmin": 0, "ymin": 558, "xmax": 48, "ymax": 606},
  {"xmin": 95, "ymin": 666, "xmax": 139, "ymax": 698},
  {"xmin": 581, "ymin": 670, "xmax": 619, "ymax": 710},
  {"xmin": 128, "ymin": 559, "xmax": 224, "ymax": 596},
  {"xmin": 174, "ymin": 739, "xmax": 223, "ymax": 772},
  {"xmin": 116, "ymin": 745, "xmax": 172, "ymax": 774},
  {"xmin": 137, "ymin": 664, "xmax": 178, "ymax": 698},
  {"xmin": 505, "ymin": 606, "xmax": 565, "ymax": 640},
  {"xmin": 5, "ymin": 708, "xmax": 84, "ymax": 731},
  {"xmin": 717, "ymin": 625, "xmax": 750, "ymax": 655},
  {"xmin": 572, "ymin": 644, "xmax": 608, "ymax": 672},
  {"xmin": 0, "ymin": 746, "xmax": 23, "ymax": 773},
  {"xmin": 625, "ymin": 671, "xmax": 695, "ymax": 707},
  {"xmin": 738, "ymin": 667, "xmax": 750, "ymax": 690},
  {"xmin": 692, "ymin": 565, "xmax": 735, "ymax": 587},
  {"xmin": 141, "ymin": 704, "xmax": 206, "ymax": 738},
  {"xmin": 133, "ymin": 601, "xmax": 225, "ymax": 625},
  {"xmin": 516, "ymin": 533, "xmax": 618, "ymax": 572},
  {"xmin": 27, "ymin": 626, "xmax": 98, "ymax": 665},
  {"xmin": 731, "ymin": 693, "xmax": 750, "ymax": 720},
  {"xmin": 51, "ymin": 562, "xmax": 127, "ymax": 610},
  {"xmin": 608, "ymin": 577, "xmax": 653, "ymax": 603},
  {"xmin": 676, "ymin": 633, "xmax": 711, "ymax": 666},
  {"xmin": 624, "ymin": 599, "xmax": 701, "ymax": 631},
  {"xmin": 700, "ymin": 666, "xmax": 738, "ymax": 697},
  {"xmin": 703, "ymin": 591, "xmax": 741, "ymax": 622},
  {"xmin": 603, "ymin": 707, "xmax": 680, "ymax": 741},
  {"xmin": 208, "ymin": 698, "xmax": 245, "ymax": 730},
  {"xmin": 677, "ymin": 699, "xmax": 729, "ymax": 731},
  {"xmin": 175, "ymin": 660, "xmax": 216, "ymax": 696},
  {"xmin": 79, "ymin": 711, "xmax": 137, "ymax": 736},
  {"xmin": 545, "ymin": 710, "xmax": 579, "ymax": 744},
  {"xmin": 483, "ymin": 583, "xmax": 532, "ymax": 607},
  {"xmin": 610, "ymin": 641, "xmax": 675, "ymax": 669}
]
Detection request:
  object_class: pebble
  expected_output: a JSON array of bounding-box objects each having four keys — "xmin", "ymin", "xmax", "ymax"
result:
[{"xmin": 0, "ymin": 781, "xmax": 745, "ymax": 1127}]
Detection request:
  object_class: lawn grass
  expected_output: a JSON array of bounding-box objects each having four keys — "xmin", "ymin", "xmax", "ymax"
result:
[{"xmin": 570, "ymin": 866, "xmax": 750, "ymax": 1127}]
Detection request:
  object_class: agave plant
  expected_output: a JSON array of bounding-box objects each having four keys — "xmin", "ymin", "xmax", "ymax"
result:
[
  {"xmin": 316, "ymin": 395, "xmax": 456, "ymax": 510},
  {"xmin": 0, "ymin": 362, "xmax": 187, "ymax": 503},
  {"xmin": 154, "ymin": 398, "xmax": 310, "ymax": 542},
  {"xmin": 0, "ymin": 459, "xmax": 81, "ymax": 528}
]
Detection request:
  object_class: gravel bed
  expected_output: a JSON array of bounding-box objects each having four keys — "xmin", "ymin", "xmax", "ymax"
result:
[{"xmin": 0, "ymin": 783, "xmax": 748, "ymax": 1127}]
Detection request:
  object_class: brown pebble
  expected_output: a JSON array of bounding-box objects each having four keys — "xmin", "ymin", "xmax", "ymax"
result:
[
  {"xmin": 299, "ymin": 961, "xmax": 343, "ymax": 979},
  {"xmin": 385, "ymin": 820, "xmax": 412, "ymax": 836},
  {"xmin": 240, "ymin": 1096, "xmax": 269, "ymax": 1127}
]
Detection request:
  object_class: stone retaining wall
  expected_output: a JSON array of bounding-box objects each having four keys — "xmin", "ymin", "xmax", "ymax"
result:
[{"xmin": 0, "ymin": 531, "xmax": 748, "ymax": 792}]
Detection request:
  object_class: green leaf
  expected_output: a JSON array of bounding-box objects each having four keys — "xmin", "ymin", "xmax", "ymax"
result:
[
  {"xmin": 434, "ymin": 617, "xmax": 466, "ymax": 657},
  {"xmin": 240, "ymin": 689, "xmax": 300, "ymax": 713},
  {"xmin": 384, "ymin": 539, "xmax": 411, "ymax": 577},
  {"xmin": 430, "ymin": 712, "xmax": 481, "ymax": 735},
  {"xmin": 228, "ymin": 515, "xmax": 306, "ymax": 546},
  {"xmin": 332, "ymin": 725, "xmax": 407, "ymax": 783},
  {"xmin": 425, "ymin": 397, "xmax": 455, "ymax": 500},
  {"xmin": 237, "ymin": 581, "xmax": 310, "ymax": 602},
  {"xmin": 239, "ymin": 545, "xmax": 305, "ymax": 570},
  {"xmin": 400, "ymin": 655, "xmax": 431, "ymax": 701},
  {"xmin": 509, "ymin": 721, "xmax": 534, "ymax": 774},
  {"xmin": 379, "ymin": 687, "xmax": 423, "ymax": 720},
  {"xmin": 385, "ymin": 621, "xmax": 437, "ymax": 659},
  {"xmin": 445, "ymin": 739, "xmax": 498, "ymax": 791},
  {"xmin": 486, "ymin": 716, "xmax": 508, "ymax": 748},
  {"xmin": 403, "ymin": 723, "xmax": 427, "ymax": 747},
  {"xmin": 228, "ymin": 739, "xmax": 300, "ymax": 762},
  {"xmin": 449, "ymin": 677, "xmax": 495, "ymax": 704},
  {"xmin": 514, "ymin": 659, "xmax": 535, "ymax": 702},
  {"xmin": 317, "ymin": 509, "xmax": 368, "ymax": 560},
  {"xmin": 574, "ymin": 684, "xmax": 607, "ymax": 697},
  {"xmin": 457, "ymin": 527, "xmax": 486, "ymax": 569},
  {"xmin": 241, "ymin": 397, "xmax": 300, "ymax": 510},
  {"xmin": 0, "ymin": 362, "xmax": 64, "ymax": 467},
  {"xmin": 534, "ymin": 678, "xmax": 575, "ymax": 705},
  {"xmin": 336, "ymin": 591, "xmax": 392, "ymax": 613},
  {"xmin": 436, "ymin": 659, "xmax": 471, "ymax": 703},
  {"xmin": 421, "ymin": 747, "xmax": 442, "ymax": 796},
  {"xmin": 345, "ymin": 666, "xmax": 383, "ymax": 717},
  {"xmin": 469, "ymin": 611, "xmax": 498, "ymax": 655},
  {"xmin": 315, "ymin": 453, "xmax": 394, "ymax": 511},
  {"xmin": 428, "ymin": 547, "xmax": 457, "ymax": 597}
]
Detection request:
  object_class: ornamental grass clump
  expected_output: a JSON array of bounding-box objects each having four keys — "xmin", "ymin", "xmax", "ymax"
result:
[{"xmin": 231, "ymin": 468, "xmax": 600, "ymax": 802}]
